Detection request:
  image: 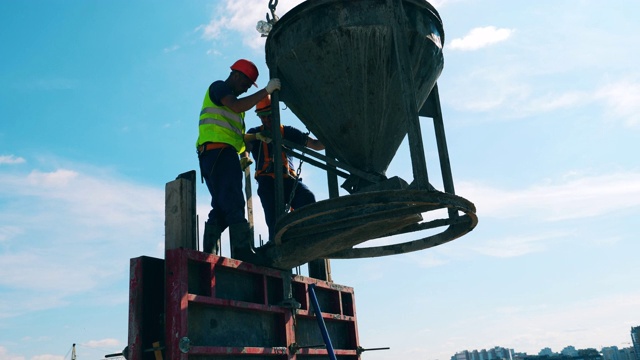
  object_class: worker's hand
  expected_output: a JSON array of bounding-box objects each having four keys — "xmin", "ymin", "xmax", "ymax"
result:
[
  {"xmin": 256, "ymin": 131, "xmax": 272, "ymax": 144},
  {"xmin": 265, "ymin": 78, "xmax": 281, "ymax": 94},
  {"xmin": 240, "ymin": 157, "xmax": 253, "ymax": 170}
]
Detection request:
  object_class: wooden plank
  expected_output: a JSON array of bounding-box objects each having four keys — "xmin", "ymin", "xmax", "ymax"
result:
[
  {"xmin": 165, "ymin": 171, "xmax": 196, "ymax": 250},
  {"xmin": 152, "ymin": 341, "xmax": 163, "ymax": 360},
  {"xmin": 244, "ymin": 165, "xmax": 254, "ymax": 232}
]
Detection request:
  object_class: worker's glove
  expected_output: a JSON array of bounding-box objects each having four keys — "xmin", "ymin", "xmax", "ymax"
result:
[
  {"xmin": 265, "ymin": 78, "xmax": 281, "ymax": 94},
  {"xmin": 240, "ymin": 157, "xmax": 253, "ymax": 170},
  {"xmin": 256, "ymin": 130, "xmax": 272, "ymax": 144}
]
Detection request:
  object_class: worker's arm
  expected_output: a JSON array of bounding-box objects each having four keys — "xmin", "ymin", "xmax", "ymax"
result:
[
  {"xmin": 306, "ymin": 137, "xmax": 325, "ymax": 151},
  {"xmin": 221, "ymin": 90, "xmax": 269, "ymax": 114},
  {"xmin": 244, "ymin": 133, "xmax": 258, "ymax": 144},
  {"xmin": 244, "ymin": 131, "xmax": 272, "ymax": 153},
  {"xmin": 244, "ymin": 138, "xmax": 254, "ymax": 152},
  {"xmin": 220, "ymin": 79, "xmax": 281, "ymax": 113},
  {"xmin": 243, "ymin": 133, "xmax": 259, "ymax": 151}
]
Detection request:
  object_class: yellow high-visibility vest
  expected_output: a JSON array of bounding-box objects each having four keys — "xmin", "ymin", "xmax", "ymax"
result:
[{"xmin": 196, "ymin": 88, "xmax": 246, "ymax": 153}]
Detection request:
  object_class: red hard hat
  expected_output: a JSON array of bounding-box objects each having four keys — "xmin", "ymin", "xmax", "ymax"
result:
[
  {"xmin": 230, "ymin": 59, "xmax": 259, "ymax": 87},
  {"xmin": 256, "ymin": 95, "xmax": 272, "ymax": 114}
]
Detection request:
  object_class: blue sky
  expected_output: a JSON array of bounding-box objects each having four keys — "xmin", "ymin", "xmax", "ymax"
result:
[{"xmin": 1, "ymin": 0, "xmax": 639, "ymax": 359}]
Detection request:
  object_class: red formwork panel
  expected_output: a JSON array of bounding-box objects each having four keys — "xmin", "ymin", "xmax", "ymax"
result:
[
  {"xmin": 165, "ymin": 249, "xmax": 360, "ymax": 360},
  {"xmin": 128, "ymin": 256, "xmax": 166, "ymax": 360},
  {"xmin": 163, "ymin": 248, "xmax": 361, "ymax": 360}
]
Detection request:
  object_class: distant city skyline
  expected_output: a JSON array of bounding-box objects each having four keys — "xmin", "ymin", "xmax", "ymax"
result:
[
  {"xmin": 453, "ymin": 327, "xmax": 640, "ymax": 360},
  {"xmin": 454, "ymin": 344, "xmax": 636, "ymax": 360}
]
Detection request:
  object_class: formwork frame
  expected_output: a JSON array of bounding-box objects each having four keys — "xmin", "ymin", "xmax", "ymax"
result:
[{"xmin": 128, "ymin": 248, "xmax": 361, "ymax": 359}]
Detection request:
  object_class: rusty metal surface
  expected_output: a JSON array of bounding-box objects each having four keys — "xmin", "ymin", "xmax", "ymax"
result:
[
  {"xmin": 266, "ymin": 0, "xmax": 444, "ymax": 176},
  {"xmin": 127, "ymin": 257, "xmax": 165, "ymax": 360},
  {"xmin": 159, "ymin": 249, "xmax": 361, "ymax": 358}
]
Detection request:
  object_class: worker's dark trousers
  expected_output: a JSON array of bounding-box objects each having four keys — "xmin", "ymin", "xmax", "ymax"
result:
[
  {"xmin": 199, "ymin": 147, "xmax": 247, "ymax": 230},
  {"xmin": 257, "ymin": 176, "xmax": 316, "ymax": 242}
]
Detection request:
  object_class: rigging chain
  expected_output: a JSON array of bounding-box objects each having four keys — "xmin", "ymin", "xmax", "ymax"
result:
[
  {"xmin": 267, "ymin": 0, "xmax": 279, "ymax": 24},
  {"xmin": 284, "ymin": 131, "xmax": 309, "ymax": 213},
  {"xmin": 284, "ymin": 156, "xmax": 303, "ymax": 213}
]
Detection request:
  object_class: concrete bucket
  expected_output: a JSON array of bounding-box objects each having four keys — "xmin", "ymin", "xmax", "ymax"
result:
[
  {"xmin": 258, "ymin": 0, "xmax": 477, "ymax": 269},
  {"xmin": 266, "ymin": 0, "xmax": 444, "ymax": 178}
]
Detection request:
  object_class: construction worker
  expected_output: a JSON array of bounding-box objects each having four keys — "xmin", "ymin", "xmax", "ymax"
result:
[
  {"xmin": 197, "ymin": 59, "xmax": 280, "ymax": 260},
  {"xmin": 246, "ymin": 95, "xmax": 325, "ymax": 244}
]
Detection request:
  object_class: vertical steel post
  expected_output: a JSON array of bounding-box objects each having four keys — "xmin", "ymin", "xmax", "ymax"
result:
[
  {"xmin": 429, "ymin": 84, "xmax": 455, "ymax": 196},
  {"xmin": 388, "ymin": 0, "xmax": 430, "ymax": 189},
  {"xmin": 270, "ymin": 90, "xmax": 285, "ymax": 245},
  {"xmin": 308, "ymin": 149, "xmax": 339, "ymax": 281},
  {"xmin": 428, "ymin": 84, "xmax": 458, "ymax": 219}
]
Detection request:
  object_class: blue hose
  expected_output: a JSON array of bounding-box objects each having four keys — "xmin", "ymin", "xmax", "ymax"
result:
[{"xmin": 308, "ymin": 284, "xmax": 337, "ymax": 360}]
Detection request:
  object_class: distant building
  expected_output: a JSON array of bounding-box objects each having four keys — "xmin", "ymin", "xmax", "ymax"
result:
[
  {"xmin": 453, "ymin": 344, "xmax": 615, "ymax": 360},
  {"xmin": 454, "ymin": 347, "xmax": 515, "ymax": 360},
  {"xmin": 602, "ymin": 346, "xmax": 621, "ymax": 360},
  {"xmin": 539, "ymin": 348, "xmax": 556, "ymax": 357},
  {"xmin": 513, "ymin": 352, "xmax": 528, "ymax": 360},
  {"xmin": 455, "ymin": 350, "xmax": 472, "ymax": 360},
  {"xmin": 481, "ymin": 349, "xmax": 489, "ymax": 360},
  {"xmin": 562, "ymin": 346, "xmax": 579, "ymax": 357},
  {"xmin": 631, "ymin": 326, "xmax": 640, "ymax": 360},
  {"xmin": 619, "ymin": 347, "xmax": 636, "ymax": 360},
  {"xmin": 490, "ymin": 346, "xmax": 514, "ymax": 360}
]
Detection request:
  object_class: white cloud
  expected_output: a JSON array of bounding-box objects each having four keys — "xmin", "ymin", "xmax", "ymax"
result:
[
  {"xmin": 0, "ymin": 251, "xmax": 107, "ymax": 295},
  {"xmin": 445, "ymin": 73, "xmax": 640, "ymax": 126},
  {"xmin": 521, "ymin": 90, "xmax": 591, "ymax": 114},
  {"xmin": 30, "ymin": 355, "xmax": 62, "ymax": 360},
  {"xmin": 0, "ymin": 155, "xmax": 26, "ymax": 165},
  {"xmin": 0, "ymin": 346, "xmax": 25, "ymax": 360},
  {"xmin": 407, "ymin": 251, "xmax": 449, "ymax": 267},
  {"xmin": 595, "ymin": 80, "xmax": 640, "ymax": 127},
  {"xmin": 384, "ymin": 292, "xmax": 636, "ymax": 360},
  {"xmin": 448, "ymin": 26, "xmax": 514, "ymax": 51},
  {"xmin": 198, "ymin": 0, "xmax": 279, "ymax": 51},
  {"xmin": 443, "ymin": 66, "xmax": 533, "ymax": 114},
  {"xmin": 26, "ymin": 169, "xmax": 78, "ymax": 188},
  {"xmin": 0, "ymin": 226, "xmax": 23, "ymax": 242},
  {"xmin": 407, "ymin": 292, "xmax": 640, "ymax": 360},
  {"xmin": 428, "ymin": 0, "xmax": 457, "ymax": 7},
  {"xmin": 0, "ymin": 164, "xmax": 165, "ymax": 318},
  {"xmin": 1, "ymin": 168, "xmax": 164, "ymax": 230},
  {"xmin": 469, "ymin": 293, "xmax": 640, "ymax": 354},
  {"xmin": 82, "ymin": 338, "xmax": 120, "ymax": 348},
  {"xmin": 458, "ymin": 171, "xmax": 640, "ymax": 221},
  {"xmin": 163, "ymin": 44, "xmax": 180, "ymax": 53},
  {"xmin": 469, "ymin": 232, "xmax": 568, "ymax": 258}
]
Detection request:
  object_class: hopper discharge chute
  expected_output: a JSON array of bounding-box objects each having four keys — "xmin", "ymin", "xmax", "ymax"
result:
[{"xmin": 258, "ymin": 0, "xmax": 477, "ymax": 270}]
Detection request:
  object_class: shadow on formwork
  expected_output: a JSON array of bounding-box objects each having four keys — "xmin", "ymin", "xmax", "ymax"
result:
[{"xmin": 260, "ymin": 0, "xmax": 478, "ymax": 270}]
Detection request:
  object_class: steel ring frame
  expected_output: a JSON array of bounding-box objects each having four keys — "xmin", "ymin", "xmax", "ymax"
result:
[{"xmin": 274, "ymin": 189, "xmax": 477, "ymax": 259}]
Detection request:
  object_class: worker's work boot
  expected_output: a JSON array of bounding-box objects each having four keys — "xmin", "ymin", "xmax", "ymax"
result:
[
  {"xmin": 229, "ymin": 222, "xmax": 260, "ymax": 263},
  {"xmin": 203, "ymin": 221, "xmax": 222, "ymax": 255}
]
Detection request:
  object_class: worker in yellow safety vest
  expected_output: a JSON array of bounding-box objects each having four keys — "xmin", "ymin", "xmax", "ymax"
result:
[
  {"xmin": 246, "ymin": 95, "xmax": 325, "ymax": 244},
  {"xmin": 196, "ymin": 59, "xmax": 280, "ymax": 260}
]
